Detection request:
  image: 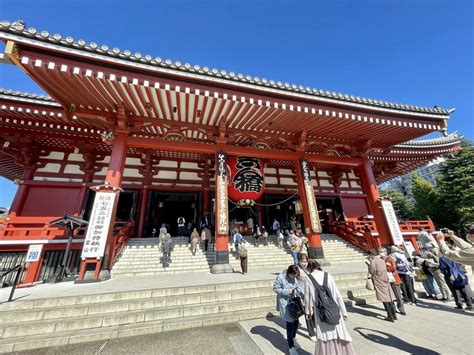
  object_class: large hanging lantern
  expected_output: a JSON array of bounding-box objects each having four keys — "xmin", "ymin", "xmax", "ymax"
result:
[{"xmin": 227, "ymin": 156, "xmax": 265, "ymax": 205}]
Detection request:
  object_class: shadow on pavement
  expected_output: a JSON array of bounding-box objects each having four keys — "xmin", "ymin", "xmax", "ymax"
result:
[
  {"xmin": 250, "ymin": 316, "xmax": 312, "ymax": 354},
  {"xmin": 415, "ymin": 300, "xmax": 474, "ymax": 316},
  {"xmin": 347, "ymin": 304, "xmax": 385, "ymax": 319},
  {"xmin": 354, "ymin": 327, "xmax": 440, "ymax": 355}
]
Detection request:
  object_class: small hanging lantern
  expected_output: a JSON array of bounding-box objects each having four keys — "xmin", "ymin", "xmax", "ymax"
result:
[{"xmin": 294, "ymin": 200, "xmax": 303, "ymax": 215}]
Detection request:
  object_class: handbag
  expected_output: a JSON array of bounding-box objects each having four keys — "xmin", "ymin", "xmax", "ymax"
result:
[
  {"xmin": 366, "ymin": 273, "xmax": 374, "ymax": 290},
  {"xmin": 287, "ymin": 290, "xmax": 305, "ymax": 320},
  {"xmin": 305, "ymin": 314, "xmax": 316, "ymax": 337},
  {"xmin": 416, "ymin": 269, "xmax": 428, "ymax": 281}
]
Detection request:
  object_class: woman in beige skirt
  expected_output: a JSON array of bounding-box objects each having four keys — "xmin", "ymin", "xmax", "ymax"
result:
[{"xmin": 190, "ymin": 228, "xmax": 200, "ymax": 255}]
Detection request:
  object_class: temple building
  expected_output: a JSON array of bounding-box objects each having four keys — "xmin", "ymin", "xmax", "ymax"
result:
[{"xmin": 0, "ymin": 20, "xmax": 461, "ymax": 284}]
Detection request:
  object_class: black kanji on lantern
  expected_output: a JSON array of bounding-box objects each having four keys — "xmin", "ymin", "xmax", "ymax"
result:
[{"xmin": 233, "ymin": 157, "xmax": 264, "ymax": 193}]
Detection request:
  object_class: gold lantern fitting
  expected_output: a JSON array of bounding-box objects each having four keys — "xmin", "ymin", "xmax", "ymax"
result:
[{"xmin": 237, "ymin": 199, "xmax": 255, "ymax": 207}]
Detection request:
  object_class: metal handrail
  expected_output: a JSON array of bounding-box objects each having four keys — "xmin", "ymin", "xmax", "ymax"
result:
[{"xmin": 1, "ymin": 264, "xmax": 22, "ymax": 302}]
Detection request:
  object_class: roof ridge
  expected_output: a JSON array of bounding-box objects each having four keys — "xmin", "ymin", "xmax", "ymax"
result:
[
  {"xmin": 397, "ymin": 133, "xmax": 461, "ymax": 147},
  {"xmin": 0, "ymin": 87, "xmax": 54, "ymax": 101},
  {"xmin": 0, "ymin": 19, "xmax": 453, "ymax": 117}
]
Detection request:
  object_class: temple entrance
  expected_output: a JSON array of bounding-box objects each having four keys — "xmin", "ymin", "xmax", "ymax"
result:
[
  {"xmin": 316, "ymin": 197, "xmax": 344, "ymax": 233},
  {"xmin": 262, "ymin": 194, "xmax": 300, "ymax": 232},
  {"xmin": 145, "ymin": 191, "xmax": 200, "ymax": 237}
]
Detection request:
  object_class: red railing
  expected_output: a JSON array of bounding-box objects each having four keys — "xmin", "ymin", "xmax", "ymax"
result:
[
  {"xmin": 111, "ymin": 220, "xmax": 135, "ymax": 266},
  {"xmin": 329, "ymin": 221, "xmax": 380, "ymax": 252},
  {"xmin": 329, "ymin": 219, "xmax": 436, "ymax": 253}
]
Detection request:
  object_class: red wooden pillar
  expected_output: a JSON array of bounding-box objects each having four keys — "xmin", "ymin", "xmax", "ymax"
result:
[
  {"xmin": 136, "ymin": 188, "xmax": 149, "ymax": 238},
  {"xmin": 295, "ymin": 158, "xmax": 325, "ymax": 260},
  {"xmin": 202, "ymin": 187, "xmax": 210, "ymax": 216},
  {"xmin": 211, "ymin": 151, "xmax": 232, "ymax": 273},
  {"xmin": 78, "ymin": 132, "xmax": 128, "ymax": 281},
  {"xmin": 358, "ymin": 158, "xmax": 392, "ymax": 245}
]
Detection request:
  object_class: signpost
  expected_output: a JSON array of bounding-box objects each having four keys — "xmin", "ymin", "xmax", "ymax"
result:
[
  {"xmin": 381, "ymin": 199, "xmax": 404, "ymax": 245},
  {"xmin": 25, "ymin": 244, "xmax": 43, "ymax": 262},
  {"xmin": 81, "ymin": 192, "xmax": 116, "ymax": 259}
]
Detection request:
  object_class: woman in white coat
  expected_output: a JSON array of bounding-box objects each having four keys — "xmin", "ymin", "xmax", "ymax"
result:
[{"xmin": 304, "ymin": 260, "xmax": 355, "ymax": 355}]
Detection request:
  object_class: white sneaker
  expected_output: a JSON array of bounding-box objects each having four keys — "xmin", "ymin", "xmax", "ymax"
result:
[
  {"xmin": 293, "ymin": 339, "xmax": 301, "ymax": 349},
  {"xmin": 289, "ymin": 347, "xmax": 299, "ymax": 355}
]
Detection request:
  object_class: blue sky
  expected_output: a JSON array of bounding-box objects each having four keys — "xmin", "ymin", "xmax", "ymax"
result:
[{"xmin": 0, "ymin": 0, "xmax": 472, "ymax": 207}]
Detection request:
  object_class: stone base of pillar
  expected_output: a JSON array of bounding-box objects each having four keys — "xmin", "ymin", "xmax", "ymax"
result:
[
  {"xmin": 75, "ymin": 269, "xmax": 111, "ymax": 284},
  {"xmin": 215, "ymin": 250, "xmax": 230, "ymax": 264},
  {"xmin": 308, "ymin": 247, "xmax": 331, "ymax": 266},
  {"xmin": 211, "ymin": 263, "xmax": 234, "ymax": 274}
]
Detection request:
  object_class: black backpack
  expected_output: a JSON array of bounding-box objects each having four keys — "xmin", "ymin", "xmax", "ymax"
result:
[{"xmin": 308, "ymin": 272, "xmax": 341, "ymax": 325}]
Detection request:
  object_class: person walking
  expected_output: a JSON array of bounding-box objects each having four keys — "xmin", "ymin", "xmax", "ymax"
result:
[
  {"xmin": 288, "ymin": 231, "xmax": 301, "ymax": 265},
  {"xmin": 177, "ymin": 216, "xmax": 186, "ymax": 237},
  {"xmin": 238, "ymin": 240, "xmax": 249, "ymax": 274},
  {"xmin": 254, "ymin": 225, "xmax": 261, "ymax": 247},
  {"xmin": 272, "ymin": 218, "xmax": 280, "ymax": 235},
  {"xmin": 390, "ymin": 246, "xmax": 417, "ymax": 304},
  {"xmin": 277, "ymin": 229, "xmax": 285, "ymax": 249},
  {"xmin": 262, "ymin": 225, "xmax": 269, "ymax": 246},
  {"xmin": 368, "ymin": 248, "xmax": 397, "ymax": 322},
  {"xmin": 381, "ymin": 247, "xmax": 406, "ymax": 316},
  {"xmin": 201, "ymin": 225, "xmax": 211, "ymax": 252},
  {"xmin": 304, "ymin": 260, "xmax": 355, "ymax": 354},
  {"xmin": 247, "ymin": 216, "xmax": 254, "ymax": 235},
  {"xmin": 273, "ymin": 265, "xmax": 305, "ymax": 355},
  {"xmin": 190, "ymin": 228, "xmax": 200, "ymax": 256}
]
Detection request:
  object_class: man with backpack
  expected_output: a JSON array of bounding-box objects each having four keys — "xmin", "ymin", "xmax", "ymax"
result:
[
  {"xmin": 303, "ymin": 260, "xmax": 354, "ymax": 355},
  {"xmin": 439, "ymin": 256, "xmax": 473, "ymax": 310},
  {"xmin": 390, "ymin": 245, "xmax": 417, "ymax": 304}
]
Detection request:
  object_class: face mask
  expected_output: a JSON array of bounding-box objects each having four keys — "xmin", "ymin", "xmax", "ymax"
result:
[
  {"xmin": 379, "ymin": 253, "xmax": 386, "ymax": 258},
  {"xmin": 300, "ymin": 262, "xmax": 308, "ymax": 268}
]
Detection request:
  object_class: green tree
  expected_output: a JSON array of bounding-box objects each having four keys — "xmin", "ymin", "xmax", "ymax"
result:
[
  {"xmin": 435, "ymin": 140, "xmax": 474, "ymax": 233},
  {"xmin": 380, "ymin": 189, "xmax": 414, "ymax": 221},
  {"xmin": 411, "ymin": 173, "xmax": 438, "ymax": 220}
]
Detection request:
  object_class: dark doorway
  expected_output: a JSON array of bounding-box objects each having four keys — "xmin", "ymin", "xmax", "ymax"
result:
[
  {"xmin": 316, "ymin": 197, "xmax": 344, "ymax": 233},
  {"xmin": 262, "ymin": 194, "xmax": 300, "ymax": 231},
  {"xmin": 145, "ymin": 191, "xmax": 200, "ymax": 237}
]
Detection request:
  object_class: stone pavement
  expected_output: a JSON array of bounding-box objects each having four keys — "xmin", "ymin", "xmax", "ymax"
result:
[
  {"xmin": 14, "ymin": 323, "xmax": 262, "ymax": 355},
  {"xmin": 241, "ymin": 298, "xmax": 474, "ymax": 355}
]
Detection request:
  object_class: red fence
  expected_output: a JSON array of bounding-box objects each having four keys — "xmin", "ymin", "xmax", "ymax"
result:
[{"xmin": 329, "ymin": 219, "xmax": 436, "ymax": 253}]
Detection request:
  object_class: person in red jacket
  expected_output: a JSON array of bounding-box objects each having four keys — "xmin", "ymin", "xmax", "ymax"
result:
[{"xmin": 379, "ymin": 247, "xmax": 406, "ymax": 316}]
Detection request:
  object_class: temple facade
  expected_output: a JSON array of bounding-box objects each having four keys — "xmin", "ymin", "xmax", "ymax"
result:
[{"xmin": 0, "ymin": 20, "xmax": 461, "ymax": 284}]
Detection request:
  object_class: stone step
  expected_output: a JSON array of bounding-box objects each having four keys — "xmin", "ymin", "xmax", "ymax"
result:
[
  {"xmin": 0, "ymin": 306, "xmax": 275, "ymax": 353},
  {"xmin": 0, "ymin": 296, "xmax": 276, "ymax": 340},
  {"xmin": 0, "ymin": 287, "xmax": 275, "ymax": 324}
]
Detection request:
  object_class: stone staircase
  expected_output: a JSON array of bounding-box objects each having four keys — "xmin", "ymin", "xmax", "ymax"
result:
[
  {"xmin": 0, "ymin": 272, "xmax": 374, "ymax": 353},
  {"xmin": 111, "ymin": 237, "xmax": 214, "ymax": 278},
  {"xmin": 112, "ymin": 234, "xmax": 366, "ymax": 278},
  {"xmin": 321, "ymin": 234, "xmax": 367, "ymax": 263}
]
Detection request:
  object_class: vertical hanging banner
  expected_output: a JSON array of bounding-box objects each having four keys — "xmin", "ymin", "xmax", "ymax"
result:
[
  {"xmin": 216, "ymin": 151, "xmax": 229, "ymax": 235},
  {"xmin": 81, "ymin": 192, "xmax": 117, "ymax": 258},
  {"xmin": 381, "ymin": 199, "xmax": 404, "ymax": 245},
  {"xmin": 300, "ymin": 159, "xmax": 322, "ymax": 233}
]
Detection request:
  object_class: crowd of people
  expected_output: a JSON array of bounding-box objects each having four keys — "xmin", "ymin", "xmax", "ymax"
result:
[{"xmin": 271, "ymin": 225, "xmax": 473, "ymax": 355}]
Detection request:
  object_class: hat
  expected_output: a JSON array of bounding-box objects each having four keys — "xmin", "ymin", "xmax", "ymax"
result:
[
  {"xmin": 390, "ymin": 246, "xmax": 400, "ymax": 254},
  {"xmin": 423, "ymin": 243, "xmax": 433, "ymax": 250}
]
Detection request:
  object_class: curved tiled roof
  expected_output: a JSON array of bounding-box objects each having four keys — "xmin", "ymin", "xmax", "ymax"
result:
[
  {"xmin": 0, "ymin": 19, "xmax": 452, "ymax": 117},
  {"xmin": 0, "ymin": 88, "xmax": 54, "ymax": 102},
  {"xmin": 395, "ymin": 133, "xmax": 461, "ymax": 148}
]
